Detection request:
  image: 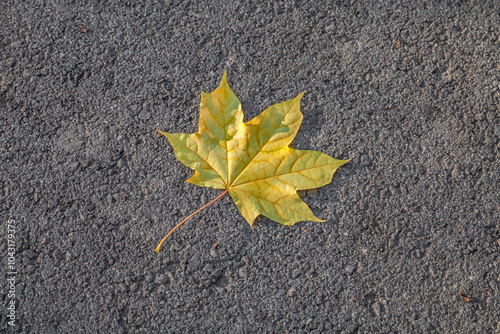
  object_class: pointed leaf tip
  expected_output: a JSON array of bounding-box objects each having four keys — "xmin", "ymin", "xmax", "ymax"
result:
[
  {"xmin": 158, "ymin": 129, "xmax": 170, "ymax": 137},
  {"xmin": 341, "ymin": 158, "xmax": 352, "ymax": 166},
  {"xmin": 220, "ymin": 70, "xmax": 228, "ymax": 86}
]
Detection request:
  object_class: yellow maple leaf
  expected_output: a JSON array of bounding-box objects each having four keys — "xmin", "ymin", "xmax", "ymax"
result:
[{"xmin": 156, "ymin": 71, "xmax": 348, "ymax": 252}]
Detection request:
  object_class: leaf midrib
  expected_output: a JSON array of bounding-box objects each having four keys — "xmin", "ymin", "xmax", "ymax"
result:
[
  {"xmin": 230, "ymin": 159, "xmax": 338, "ymax": 189},
  {"xmin": 222, "ymin": 83, "xmax": 229, "ymax": 188}
]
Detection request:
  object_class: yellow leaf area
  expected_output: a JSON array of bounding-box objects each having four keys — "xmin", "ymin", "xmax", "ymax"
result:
[{"xmin": 160, "ymin": 72, "xmax": 349, "ymax": 227}]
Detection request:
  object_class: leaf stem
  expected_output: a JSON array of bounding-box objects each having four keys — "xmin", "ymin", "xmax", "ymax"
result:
[{"xmin": 155, "ymin": 189, "xmax": 229, "ymax": 253}]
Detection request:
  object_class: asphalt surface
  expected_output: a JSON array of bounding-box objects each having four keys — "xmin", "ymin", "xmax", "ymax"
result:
[{"xmin": 1, "ymin": 0, "xmax": 499, "ymax": 333}]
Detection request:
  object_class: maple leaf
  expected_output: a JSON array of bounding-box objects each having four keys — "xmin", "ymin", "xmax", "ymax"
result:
[{"xmin": 156, "ymin": 72, "xmax": 348, "ymax": 252}]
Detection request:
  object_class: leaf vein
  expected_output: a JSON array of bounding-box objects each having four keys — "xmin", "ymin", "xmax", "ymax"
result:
[{"xmin": 234, "ymin": 161, "xmax": 338, "ymax": 187}]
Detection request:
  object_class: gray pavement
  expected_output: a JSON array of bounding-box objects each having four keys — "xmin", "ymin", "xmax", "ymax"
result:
[{"xmin": 1, "ymin": 0, "xmax": 499, "ymax": 333}]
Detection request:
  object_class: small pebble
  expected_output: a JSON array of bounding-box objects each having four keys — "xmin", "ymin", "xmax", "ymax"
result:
[
  {"xmin": 138, "ymin": 110, "xmax": 151, "ymax": 120},
  {"xmin": 372, "ymin": 302, "xmax": 381, "ymax": 316},
  {"xmin": 154, "ymin": 274, "xmax": 168, "ymax": 285},
  {"xmin": 344, "ymin": 265, "xmax": 355, "ymax": 274}
]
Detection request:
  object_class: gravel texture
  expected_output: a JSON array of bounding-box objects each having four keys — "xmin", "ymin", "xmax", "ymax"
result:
[{"xmin": 1, "ymin": 0, "xmax": 499, "ymax": 333}]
